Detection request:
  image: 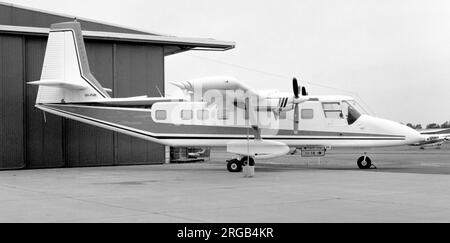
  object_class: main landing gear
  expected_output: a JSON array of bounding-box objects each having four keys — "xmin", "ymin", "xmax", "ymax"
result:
[
  {"xmin": 226, "ymin": 157, "xmax": 255, "ymax": 173},
  {"xmin": 226, "ymin": 158, "xmax": 242, "ymax": 172},
  {"xmin": 357, "ymin": 154, "xmax": 376, "ymax": 169}
]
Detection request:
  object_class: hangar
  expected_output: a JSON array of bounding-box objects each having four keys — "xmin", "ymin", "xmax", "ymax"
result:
[{"xmin": 0, "ymin": 2, "xmax": 234, "ymax": 170}]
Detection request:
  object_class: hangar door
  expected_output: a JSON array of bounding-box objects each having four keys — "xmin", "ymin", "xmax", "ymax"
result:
[{"xmin": 0, "ymin": 35, "xmax": 166, "ymax": 170}]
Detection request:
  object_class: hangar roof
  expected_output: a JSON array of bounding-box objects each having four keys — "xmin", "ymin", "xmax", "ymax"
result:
[
  {"xmin": 0, "ymin": 2, "xmax": 235, "ymax": 55},
  {"xmin": 0, "ymin": 24, "xmax": 235, "ymax": 55}
]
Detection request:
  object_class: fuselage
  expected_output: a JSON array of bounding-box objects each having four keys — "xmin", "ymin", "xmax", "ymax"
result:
[{"xmin": 37, "ymin": 94, "xmax": 424, "ymax": 149}]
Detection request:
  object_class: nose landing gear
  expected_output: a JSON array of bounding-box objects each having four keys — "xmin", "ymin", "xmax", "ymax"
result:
[{"xmin": 357, "ymin": 155, "xmax": 377, "ymax": 169}]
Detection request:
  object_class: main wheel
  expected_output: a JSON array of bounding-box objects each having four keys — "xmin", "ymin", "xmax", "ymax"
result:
[
  {"xmin": 227, "ymin": 159, "xmax": 243, "ymax": 172},
  {"xmin": 357, "ymin": 156, "xmax": 372, "ymax": 169}
]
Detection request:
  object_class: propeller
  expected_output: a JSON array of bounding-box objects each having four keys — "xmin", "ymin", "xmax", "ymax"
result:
[
  {"xmin": 292, "ymin": 77, "xmax": 309, "ymax": 134},
  {"xmin": 274, "ymin": 77, "xmax": 309, "ymax": 135}
]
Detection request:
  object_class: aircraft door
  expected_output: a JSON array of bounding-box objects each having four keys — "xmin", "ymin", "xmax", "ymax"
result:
[{"xmin": 294, "ymin": 102, "xmax": 320, "ymax": 131}]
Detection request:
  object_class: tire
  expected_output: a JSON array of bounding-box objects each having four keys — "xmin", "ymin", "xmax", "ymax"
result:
[
  {"xmin": 227, "ymin": 159, "xmax": 242, "ymax": 172},
  {"xmin": 357, "ymin": 156, "xmax": 372, "ymax": 169}
]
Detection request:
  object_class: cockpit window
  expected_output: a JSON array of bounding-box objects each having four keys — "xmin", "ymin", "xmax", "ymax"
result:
[
  {"xmin": 322, "ymin": 100, "xmax": 364, "ymax": 125},
  {"xmin": 342, "ymin": 100, "xmax": 362, "ymax": 125}
]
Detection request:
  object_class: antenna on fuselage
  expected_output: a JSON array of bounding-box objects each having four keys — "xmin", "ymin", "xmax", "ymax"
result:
[{"xmin": 156, "ymin": 85, "xmax": 163, "ymax": 97}]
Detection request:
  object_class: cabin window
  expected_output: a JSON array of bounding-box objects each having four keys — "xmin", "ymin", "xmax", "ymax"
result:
[
  {"xmin": 181, "ymin": 110, "xmax": 193, "ymax": 120},
  {"xmin": 155, "ymin": 110, "xmax": 167, "ymax": 120},
  {"xmin": 197, "ymin": 109, "xmax": 209, "ymax": 120},
  {"xmin": 301, "ymin": 109, "xmax": 314, "ymax": 119},
  {"xmin": 217, "ymin": 109, "xmax": 229, "ymax": 120},
  {"xmin": 322, "ymin": 102, "xmax": 344, "ymax": 119}
]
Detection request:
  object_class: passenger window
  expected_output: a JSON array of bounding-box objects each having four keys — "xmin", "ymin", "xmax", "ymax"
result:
[
  {"xmin": 155, "ymin": 110, "xmax": 167, "ymax": 120},
  {"xmin": 217, "ymin": 109, "xmax": 229, "ymax": 120},
  {"xmin": 197, "ymin": 110, "xmax": 209, "ymax": 120},
  {"xmin": 279, "ymin": 111, "xmax": 287, "ymax": 120},
  {"xmin": 181, "ymin": 110, "xmax": 193, "ymax": 120},
  {"xmin": 301, "ymin": 109, "xmax": 314, "ymax": 119}
]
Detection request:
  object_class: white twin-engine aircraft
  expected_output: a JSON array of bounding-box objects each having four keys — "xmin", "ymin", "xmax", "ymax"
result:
[
  {"xmin": 412, "ymin": 129, "xmax": 450, "ymax": 149},
  {"xmin": 29, "ymin": 22, "xmax": 425, "ymax": 172}
]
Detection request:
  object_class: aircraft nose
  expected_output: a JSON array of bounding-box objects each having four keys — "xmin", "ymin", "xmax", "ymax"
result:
[{"xmin": 359, "ymin": 115, "xmax": 426, "ymax": 145}]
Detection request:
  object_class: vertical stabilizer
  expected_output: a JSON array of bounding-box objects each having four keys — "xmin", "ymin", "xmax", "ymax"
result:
[{"xmin": 29, "ymin": 21, "xmax": 110, "ymax": 103}]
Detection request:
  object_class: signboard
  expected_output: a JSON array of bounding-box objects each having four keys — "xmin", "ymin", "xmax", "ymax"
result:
[{"xmin": 300, "ymin": 146, "xmax": 326, "ymax": 157}]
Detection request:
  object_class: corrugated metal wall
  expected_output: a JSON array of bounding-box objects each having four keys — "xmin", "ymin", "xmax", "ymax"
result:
[
  {"xmin": 25, "ymin": 37, "xmax": 64, "ymax": 168},
  {"xmin": 0, "ymin": 34, "xmax": 25, "ymax": 169},
  {"xmin": 0, "ymin": 35, "xmax": 166, "ymax": 170},
  {"xmin": 114, "ymin": 44, "xmax": 165, "ymax": 165},
  {"xmin": 65, "ymin": 41, "xmax": 115, "ymax": 167}
]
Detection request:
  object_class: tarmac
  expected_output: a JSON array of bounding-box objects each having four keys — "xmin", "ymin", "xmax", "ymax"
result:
[{"xmin": 0, "ymin": 144, "xmax": 449, "ymax": 222}]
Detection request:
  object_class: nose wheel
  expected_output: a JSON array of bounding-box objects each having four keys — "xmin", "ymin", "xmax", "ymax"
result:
[{"xmin": 357, "ymin": 156, "xmax": 375, "ymax": 169}]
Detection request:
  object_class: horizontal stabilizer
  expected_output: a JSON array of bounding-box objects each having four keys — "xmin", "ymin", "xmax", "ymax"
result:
[{"xmin": 28, "ymin": 80, "xmax": 88, "ymax": 90}]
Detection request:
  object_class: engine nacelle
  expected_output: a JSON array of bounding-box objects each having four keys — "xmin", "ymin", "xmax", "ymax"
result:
[
  {"xmin": 171, "ymin": 76, "xmax": 260, "ymax": 101},
  {"xmin": 227, "ymin": 140, "xmax": 290, "ymax": 159}
]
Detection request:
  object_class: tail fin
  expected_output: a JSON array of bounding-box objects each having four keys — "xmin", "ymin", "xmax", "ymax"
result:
[{"xmin": 28, "ymin": 21, "xmax": 110, "ymax": 104}]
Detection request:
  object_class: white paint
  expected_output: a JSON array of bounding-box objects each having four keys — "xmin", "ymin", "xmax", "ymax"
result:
[{"xmin": 227, "ymin": 140, "xmax": 290, "ymax": 159}]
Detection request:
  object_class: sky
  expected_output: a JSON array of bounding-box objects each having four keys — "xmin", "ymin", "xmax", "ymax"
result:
[{"xmin": 5, "ymin": 0, "xmax": 450, "ymax": 125}]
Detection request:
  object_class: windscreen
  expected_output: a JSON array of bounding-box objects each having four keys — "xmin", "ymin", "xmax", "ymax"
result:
[{"xmin": 342, "ymin": 100, "xmax": 364, "ymax": 125}]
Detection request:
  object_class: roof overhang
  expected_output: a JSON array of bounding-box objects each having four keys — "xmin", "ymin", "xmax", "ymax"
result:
[{"xmin": 0, "ymin": 24, "xmax": 235, "ymax": 56}]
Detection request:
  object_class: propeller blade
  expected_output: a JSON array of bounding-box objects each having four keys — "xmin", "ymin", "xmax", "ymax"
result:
[
  {"xmin": 301, "ymin": 86, "xmax": 308, "ymax": 96},
  {"xmin": 293, "ymin": 103, "xmax": 299, "ymax": 134},
  {"xmin": 293, "ymin": 78, "xmax": 299, "ymax": 99}
]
